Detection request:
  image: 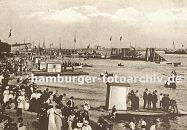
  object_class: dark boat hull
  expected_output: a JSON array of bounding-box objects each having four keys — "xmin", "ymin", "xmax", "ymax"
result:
[
  {"xmin": 165, "ymin": 50, "xmax": 187, "ymax": 54},
  {"xmin": 164, "ymin": 82, "xmax": 177, "ymax": 89}
]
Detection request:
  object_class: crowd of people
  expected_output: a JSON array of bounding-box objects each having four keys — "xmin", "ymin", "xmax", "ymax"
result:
[
  {"xmin": 0, "ymin": 56, "xmax": 180, "ymax": 130},
  {"xmin": 123, "ymin": 118, "xmax": 159, "ymax": 130},
  {"xmin": 1, "ymin": 82, "xmax": 94, "ymax": 130},
  {"xmin": 0, "ymin": 57, "xmax": 94, "ymax": 130}
]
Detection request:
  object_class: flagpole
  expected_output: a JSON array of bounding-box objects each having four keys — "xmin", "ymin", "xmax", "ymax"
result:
[
  {"xmin": 74, "ymin": 33, "xmax": 76, "ymax": 60},
  {"xmin": 110, "ymin": 36, "xmax": 112, "ymax": 49}
]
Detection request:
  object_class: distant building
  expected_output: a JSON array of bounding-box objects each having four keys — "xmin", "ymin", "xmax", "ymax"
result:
[{"xmin": 0, "ymin": 40, "xmax": 11, "ymax": 52}]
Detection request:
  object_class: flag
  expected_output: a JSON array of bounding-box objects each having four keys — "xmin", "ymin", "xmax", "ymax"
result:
[
  {"xmin": 120, "ymin": 36, "xmax": 122, "ymax": 41},
  {"xmin": 109, "ymin": 36, "xmax": 112, "ymax": 41},
  {"xmin": 74, "ymin": 36, "xmax": 76, "ymax": 43},
  {"xmin": 8, "ymin": 29, "xmax": 12, "ymax": 38},
  {"xmin": 87, "ymin": 44, "xmax": 90, "ymax": 49}
]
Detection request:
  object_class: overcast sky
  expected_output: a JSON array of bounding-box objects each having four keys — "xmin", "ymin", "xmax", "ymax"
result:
[{"xmin": 0, "ymin": 0, "xmax": 187, "ymax": 49}]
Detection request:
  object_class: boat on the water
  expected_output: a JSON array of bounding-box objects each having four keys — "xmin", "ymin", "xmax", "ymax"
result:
[
  {"xmin": 173, "ymin": 62, "xmax": 181, "ymax": 67},
  {"xmin": 165, "ymin": 42, "xmax": 187, "ymax": 54},
  {"xmin": 32, "ymin": 71, "xmax": 89, "ymax": 76},
  {"xmin": 165, "ymin": 49, "xmax": 187, "ymax": 54},
  {"xmin": 115, "ymin": 109, "xmax": 187, "ymax": 117},
  {"xmin": 100, "ymin": 72, "xmax": 113, "ymax": 77},
  {"xmin": 164, "ymin": 82, "xmax": 177, "ymax": 89},
  {"xmin": 118, "ymin": 63, "xmax": 124, "ymax": 67},
  {"xmin": 82, "ymin": 64, "xmax": 93, "ymax": 67},
  {"xmin": 74, "ymin": 65, "xmax": 83, "ymax": 69}
]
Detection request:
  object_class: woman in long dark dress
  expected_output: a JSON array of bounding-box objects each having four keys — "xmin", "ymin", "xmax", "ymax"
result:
[{"xmin": 38, "ymin": 104, "xmax": 48, "ymax": 130}]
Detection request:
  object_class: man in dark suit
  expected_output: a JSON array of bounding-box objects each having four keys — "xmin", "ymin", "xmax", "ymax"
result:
[
  {"xmin": 143, "ymin": 88, "xmax": 148, "ymax": 109},
  {"xmin": 66, "ymin": 96, "xmax": 75, "ymax": 109},
  {"xmin": 152, "ymin": 91, "xmax": 158, "ymax": 111}
]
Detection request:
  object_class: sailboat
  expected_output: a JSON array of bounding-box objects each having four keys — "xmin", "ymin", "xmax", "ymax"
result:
[{"xmin": 165, "ymin": 41, "xmax": 187, "ymax": 54}]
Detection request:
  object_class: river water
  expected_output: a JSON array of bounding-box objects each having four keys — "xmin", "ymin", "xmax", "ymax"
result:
[{"xmin": 38, "ymin": 53, "xmax": 187, "ymax": 130}]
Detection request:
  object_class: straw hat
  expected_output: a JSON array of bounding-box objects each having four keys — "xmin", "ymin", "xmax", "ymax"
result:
[
  {"xmin": 5, "ymin": 86, "xmax": 9, "ymax": 89},
  {"xmin": 83, "ymin": 120, "xmax": 89, "ymax": 125},
  {"xmin": 85, "ymin": 101, "xmax": 89, "ymax": 105},
  {"xmin": 77, "ymin": 122, "xmax": 83, "ymax": 128}
]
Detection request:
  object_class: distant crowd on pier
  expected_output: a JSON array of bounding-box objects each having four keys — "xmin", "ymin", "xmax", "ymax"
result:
[
  {"xmin": 110, "ymin": 88, "xmax": 179, "ymax": 123},
  {"xmin": 127, "ymin": 88, "xmax": 178, "ymax": 113}
]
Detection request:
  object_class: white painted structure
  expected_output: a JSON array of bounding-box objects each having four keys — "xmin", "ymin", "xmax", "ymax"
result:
[
  {"xmin": 47, "ymin": 63, "xmax": 62, "ymax": 72},
  {"xmin": 105, "ymin": 83, "xmax": 130, "ymax": 110},
  {"xmin": 40, "ymin": 62, "xmax": 47, "ymax": 70}
]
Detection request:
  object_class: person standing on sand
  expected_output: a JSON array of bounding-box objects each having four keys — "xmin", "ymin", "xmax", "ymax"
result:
[
  {"xmin": 47, "ymin": 102, "xmax": 58, "ymax": 130},
  {"xmin": 17, "ymin": 91, "xmax": 25, "ymax": 117},
  {"xmin": 68, "ymin": 112, "xmax": 75, "ymax": 130},
  {"xmin": 129, "ymin": 120, "xmax": 135, "ymax": 130},
  {"xmin": 82, "ymin": 120, "xmax": 92, "ymax": 130},
  {"xmin": 38, "ymin": 104, "xmax": 48, "ymax": 130},
  {"xmin": 55, "ymin": 105, "xmax": 63, "ymax": 130},
  {"xmin": 140, "ymin": 118, "xmax": 146, "ymax": 130}
]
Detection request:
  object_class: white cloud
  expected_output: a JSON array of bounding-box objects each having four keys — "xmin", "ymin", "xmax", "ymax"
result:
[
  {"xmin": 30, "ymin": 8, "xmax": 89, "ymax": 23},
  {"xmin": 111, "ymin": 8, "xmax": 141, "ymax": 22},
  {"xmin": 147, "ymin": 8, "xmax": 187, "ymax": 23},
  {"xmin": 87, "ymin": 7, "xmax": 142, "ymax": 23}
]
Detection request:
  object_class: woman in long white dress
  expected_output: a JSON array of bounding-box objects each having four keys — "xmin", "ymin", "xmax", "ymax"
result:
[
  {"xmin": 47, "ymin": 104, "xmax": 57, "ymax": 130},
  {"xmin": 55, "ymin": 107, "xmax": 63, "ymax": 130},
  {"xmin": 48, "ymin": 102, "xmax": 63, "ymax": 130}
]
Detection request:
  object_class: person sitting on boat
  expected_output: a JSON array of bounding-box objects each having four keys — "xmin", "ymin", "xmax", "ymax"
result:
[
  {"xmin": 170, "ymin": 99, "xmax": 178, "ymax": 113},
  {"xmin": 171, "ymin": 70, "xmax": 177, "ymax": 76},
  {"xmin": 110, "ymin": 105, "xmax": 117, "ymax": 121}
]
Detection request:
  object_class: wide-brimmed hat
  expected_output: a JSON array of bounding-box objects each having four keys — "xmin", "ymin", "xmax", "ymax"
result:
[
  {"xmin": 85, "ymin": 101, "xmax": 89, "ymax": 105},
  {"xmin": 77, "ymin": 122, "xmax": 83, "ymax": 128},
  {"xmin": 83, "ymin": 120, "xmax": 89, "ymax": 125},
  {"xmin": 5, "ymin": 86, "xmax": 9, "ymax": 89}
]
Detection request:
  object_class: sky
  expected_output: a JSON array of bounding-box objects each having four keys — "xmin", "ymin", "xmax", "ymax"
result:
[{"xmin": 0, "ymin": 0, "xmax": 187, "ymax": 49}]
